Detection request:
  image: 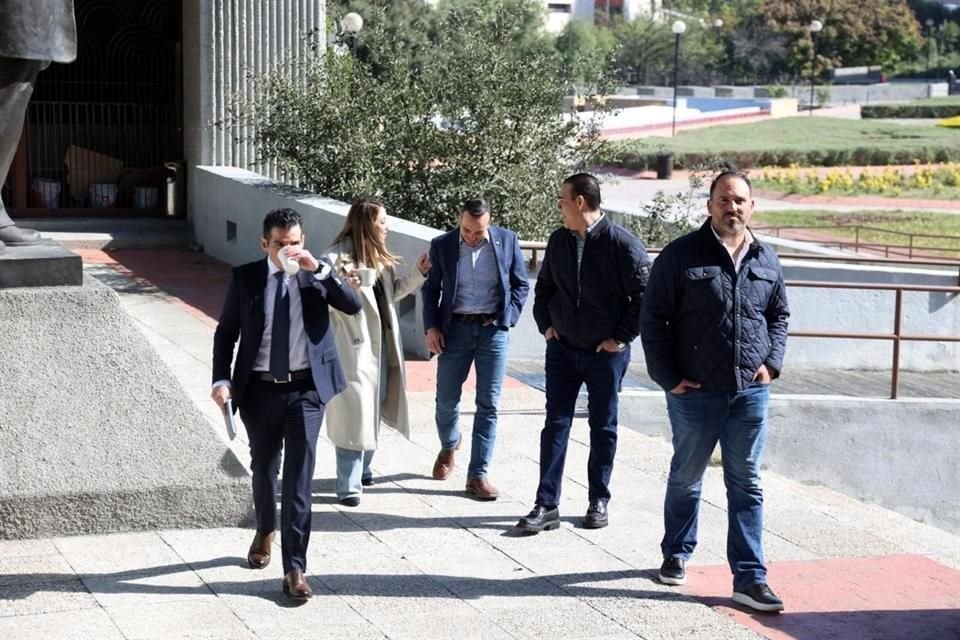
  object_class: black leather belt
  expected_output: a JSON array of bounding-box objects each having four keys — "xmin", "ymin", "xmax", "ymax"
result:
[
  {"xmin": 256, "ymin": 369, "xmax": 312, "ymax": 384},
  {"xmin": 452, "ymin": 313, "xmax": 493, "ymax": 323}
]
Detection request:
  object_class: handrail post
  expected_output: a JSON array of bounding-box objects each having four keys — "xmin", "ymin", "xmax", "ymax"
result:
[
  {"xmin": 909, "ymin": 234, "xmax": 914, "ymax": 259},
  {"xmin": 891, "ymin": 288, "xmax": 903, "ymax": 400},
  {"xmin": 855, "ymin": 226, "xmax": 860, "ymax": 254}
]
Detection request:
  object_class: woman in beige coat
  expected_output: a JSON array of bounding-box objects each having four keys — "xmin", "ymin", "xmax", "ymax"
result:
[{"xmin": 323, "ymin": 198, "xmax": 430, "ymax": 506}]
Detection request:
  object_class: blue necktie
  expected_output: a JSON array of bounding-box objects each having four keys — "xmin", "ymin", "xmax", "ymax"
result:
[{"xmin": 270, "ymin": 272, "xmax": 290, "ymax": 380}]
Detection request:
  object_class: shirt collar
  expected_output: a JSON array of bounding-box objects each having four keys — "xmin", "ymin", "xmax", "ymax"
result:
[
  {"xmin": 709, "ymin": 222, "xmax": 754, "ymax": 250},
  {"xmin": 267, "ymin": 256, "xmax": 282, "ymax": 277},
  {"xmin": 572, "ymin": 212, "xmax": 605, "ymax": 239},
  {"xmin": 460, "ymin": 232, "xmax": 490, "ymax": 247}
]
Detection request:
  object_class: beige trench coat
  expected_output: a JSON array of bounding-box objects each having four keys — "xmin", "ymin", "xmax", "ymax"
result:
[{"xmin": 322, "ymin": 239, "xmax": 425, "ymax": 451}]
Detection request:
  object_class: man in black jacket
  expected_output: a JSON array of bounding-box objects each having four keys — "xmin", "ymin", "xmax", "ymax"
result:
[
  {"xmin": 517, "ymin": 173, "xmax": 651, "ymax": 532},
  {"xmin": 640, "ymin": 171, "xmax": 789, "ymax": 613}
]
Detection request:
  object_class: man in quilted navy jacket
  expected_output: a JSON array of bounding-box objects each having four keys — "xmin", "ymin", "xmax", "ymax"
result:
[{"xmin": 640, "ymin": 171, "xmax": 790, "ymax": 613}]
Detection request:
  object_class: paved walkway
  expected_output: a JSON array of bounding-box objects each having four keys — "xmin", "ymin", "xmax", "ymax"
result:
[{"xmin": 2, "ymin": 247, "xmax": 958, "ymax": 639}]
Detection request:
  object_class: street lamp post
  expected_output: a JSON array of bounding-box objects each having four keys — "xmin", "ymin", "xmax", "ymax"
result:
[
  {"xmin": 809, "ymin": 19, "xmax": 823, "ymax": 115},
  {"xmin": 925, "ymin": 19, "xmax": 934, "ymax": 78},
  {"xmin": 671, "ymin": 20, "xmax": 686, "ymax": 137}
]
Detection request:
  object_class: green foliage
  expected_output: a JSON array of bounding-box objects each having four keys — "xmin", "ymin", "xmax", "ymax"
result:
[
  {"xmin": 240, "ymin": 2, "xmax": 611, "ymax": 241},
  {"xmin": 755, "ymin": 0, "xmax": 923, "ymax": 77},
  {"xmin": 765, "ymin": 84, "xmax": 788, "ymax": 98},
  {"xmin": 598, "ymin": 117, "xmax": 960, "ymax": 169},
  {"xmin": 862, "ymin": 104, "xmax": 960, "ymax": 119},
  {"xmin": 554, "ymin": 20, "xmax": 617, "ymax": 84}
]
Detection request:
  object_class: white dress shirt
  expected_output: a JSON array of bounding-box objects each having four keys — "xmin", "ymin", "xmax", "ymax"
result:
[{"xmin": 254, "ymin": 258, "xmax": 310, "ymax": 372}]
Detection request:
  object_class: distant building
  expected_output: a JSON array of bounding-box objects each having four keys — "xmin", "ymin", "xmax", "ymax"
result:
[{"xmin": 545, "ymin": 0, "xmax": 662, "ymax": 33}]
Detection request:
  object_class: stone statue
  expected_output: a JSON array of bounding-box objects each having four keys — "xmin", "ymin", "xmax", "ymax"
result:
[{"xmin": 0, "ymin": 0, "xmax": 77, "ymax": 252}]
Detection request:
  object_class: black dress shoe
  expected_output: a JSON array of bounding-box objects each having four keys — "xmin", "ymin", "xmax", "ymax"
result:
[
  {"xmin": 361, "ymin": 475, "xmax": 374, "ymax": 487},
  {"xmin": 339, "ymin": 496, "xmax": 360, "ymax": 507},
  {"xmin": 583, "ymin": 500, "xmax": 608, "ymax": 529},
  {"xmin": 516, "ymin": 504, "xmax": 560, "ymax": 532}
]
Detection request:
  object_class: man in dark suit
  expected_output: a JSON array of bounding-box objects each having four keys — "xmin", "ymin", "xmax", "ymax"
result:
[
  {"xmin": 212, "ymin": 208, "xmax": 362, "ymax": 602},
  {"xmin": 0, "ymin": 0, "xmax": 77, "ymax": 249},
  {"xmin": 421, "ymin": 197, "xmax": 529, "ymax": 500}
]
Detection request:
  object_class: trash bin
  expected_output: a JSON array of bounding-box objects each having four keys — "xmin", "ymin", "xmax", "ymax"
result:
[
  {"xmin": 655, "ymin": 152, "xmax": 673, "ymax": 180},
  {"xmin": 164, "ymin": 161, "xmax": 186, "ymax": 218}
]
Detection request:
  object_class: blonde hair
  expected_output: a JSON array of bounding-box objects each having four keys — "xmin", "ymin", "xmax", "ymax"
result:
[{"xmin": 332, "ymin": 198, "xmax": 401, "ymax": 270}]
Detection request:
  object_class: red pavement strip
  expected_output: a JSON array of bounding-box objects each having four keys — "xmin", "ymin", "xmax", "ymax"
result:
[
  {"xmin": 684, "ymin": 554, "xmax": 960, "ymax": 640},
  {"xmin": 76, "ymin": 248, "xmax": 524, "ymax": 392}
]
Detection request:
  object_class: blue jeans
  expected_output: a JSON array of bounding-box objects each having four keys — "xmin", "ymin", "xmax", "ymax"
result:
[
  {"xmin": 662, "ymin": 383, "xmax": 771, "ymax": 591},
  {"xmin": 435, "ymin": 321, "xmax": 508, "ymax": 479},
  {"xmin": 535, "ymin": 339, "xmax": 630, "ymax": 507},
  {"xmin": 335, "ymin": 447, "xmax": 374, "ymax": 499}
]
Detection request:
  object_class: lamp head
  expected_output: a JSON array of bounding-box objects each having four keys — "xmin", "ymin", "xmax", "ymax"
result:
[
  {"xmin": 672, "ymin": 20, "xmax": 687, "ymax": 35},
  {"xmin": 342, "ymin": 12, "xmax": 364, "ymax": 33},
  {"xmin": 810, "ymin": 19, "xmax": 823, "ymax": 33}
]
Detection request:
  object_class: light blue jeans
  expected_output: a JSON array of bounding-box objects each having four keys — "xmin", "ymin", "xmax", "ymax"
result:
[
  {"xmin": 435, "ymin": 321, "xmax": 509, "ymax": 479},
  {"xmin": 662, "ymin": 383, "xmax": 771, "ymax": 591},
  {"xmin": 335, "ymin": 447, "xmax": 374, "ymax": 500}
]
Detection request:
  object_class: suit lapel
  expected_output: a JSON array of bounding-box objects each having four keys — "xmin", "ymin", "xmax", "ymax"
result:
[
  {"xmin": 250, "ymin": 259, "xmax": 268, "ymax": 338},
  {"xmin": 446, "ymin": 230, "xmax": 460, "ymax": 295},
  {"xmin": 488, "ymin": 226, "xmax": 507, "ymax": 297}
]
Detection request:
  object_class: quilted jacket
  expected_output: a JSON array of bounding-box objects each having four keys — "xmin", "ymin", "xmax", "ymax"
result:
[
  {"xmin": 534, "ymin": 216, "xmax": 652, "ymax": 350},
  {"xmin": 640, "ymin": 220, "xmax": 790, "ymax": 392}
]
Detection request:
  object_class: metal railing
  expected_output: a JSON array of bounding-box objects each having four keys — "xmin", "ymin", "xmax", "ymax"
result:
[
  {"xmin": 518, "ymin": 241, "xmax": 960, "ymax": 400},
  {"xmin": 754, "ymin": 225, "xmax": 960, "ymax": 261},
  {"xmin": 785, "ymin": 281, "xmax": 960, "ymax": 399}
]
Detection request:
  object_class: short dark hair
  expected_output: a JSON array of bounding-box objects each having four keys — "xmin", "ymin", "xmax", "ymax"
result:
[
  {"xmin": 262, "ymin": 208, "xmax": 303, "ymax": 238},
  {"xmin": 562, "ymin": 173, "xmax": 601, "ymax": 210},
  {"xmin": 461, "ymin": 197, "xmax": 490, "ymax": 217},
  {"xmin": 709, "ymin": 171, "xmax": 752, "ymax": 198}
]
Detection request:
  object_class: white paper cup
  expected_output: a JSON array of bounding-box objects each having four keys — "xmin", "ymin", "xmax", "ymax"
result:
[
  {"xmin": 279, "ymin": 247, "xmax": 301, "ymax": 275},
  {"xmin": 357, "ymin": 267, "xmax": 376, "ymax": 287}
]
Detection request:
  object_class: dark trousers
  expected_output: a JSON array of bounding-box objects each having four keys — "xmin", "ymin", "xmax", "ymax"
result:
[
  {"xmin": 535, "ymin": 339, "xmax": 630, "ymax": 507},
  {"xmin": 0, "ymin": 58, "xmax": 44, "ymax": 226},
  {"xmin": 239, "ymin": 377, "xmax": 324, "ymax": 574}
]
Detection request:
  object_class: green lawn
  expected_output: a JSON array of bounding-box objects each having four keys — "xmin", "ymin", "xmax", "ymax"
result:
[
  {"xmin": 603, "ymin": 117, "xmax": 960, "ymax": 169},
  {"xmin": 752, "ymin": 209, "xmax": 960, "ymax": 257},
  {"xmin": 907, "ymin": 96, "xmax": 960, "ymax": 106}
]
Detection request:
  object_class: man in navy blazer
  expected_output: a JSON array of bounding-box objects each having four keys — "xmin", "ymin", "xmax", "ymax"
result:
[
  {"xmin": 212, "ymin": 208, "xmax": 361, "ymax": 602},
  {"xmin": 421, "ymin": 198, "xmax": 529, "ymax": 500}
]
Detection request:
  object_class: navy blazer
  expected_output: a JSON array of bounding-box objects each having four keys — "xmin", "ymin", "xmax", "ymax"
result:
[
  {"xmin": 212, "ymin": 258, "xmax": 363, "ymax": 409},
  {"xmin": 421, "ymin": 225, "xmax": 529, "ymax": 337}
]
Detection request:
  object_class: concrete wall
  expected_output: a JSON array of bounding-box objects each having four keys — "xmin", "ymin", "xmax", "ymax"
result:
[
  {"xmin": 192, "ymin": 166, "xmax": 440, "ymax": 359},
  {"xmin": 636, "ymin": 82, "xmax": 949, "ymax": 104},
  {"xmin": 620, "ymin": 393, "xmax": 960, "ymax": 535}
]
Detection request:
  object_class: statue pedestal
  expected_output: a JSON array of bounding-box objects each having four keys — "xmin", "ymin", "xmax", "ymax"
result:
[{"xmin": 0, "ymin": 239, "xmax": 83, "ymax": 288}]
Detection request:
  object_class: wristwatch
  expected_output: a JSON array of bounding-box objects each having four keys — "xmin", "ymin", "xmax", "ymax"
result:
[{"xmin": 616, "ymin": 341, "xmax": 627, "ymax": 352}]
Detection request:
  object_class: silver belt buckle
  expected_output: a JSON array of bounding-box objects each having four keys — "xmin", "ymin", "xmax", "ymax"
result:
[{"xmin": 275, "ymin": 373, "xmax": 291, "ymax": 384}]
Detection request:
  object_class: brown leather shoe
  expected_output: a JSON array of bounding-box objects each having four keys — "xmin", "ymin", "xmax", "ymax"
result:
[
  {"xmin": 247, "ymin": 531, "xmax": 275, "ymax": 569},
  {"xmin": 465, "ymin": 477, "xmax": 500, "ymax": 501},
  {"xmin": 432, "ymin": 434, "xmax": 462, "ymax": 481},
  {"xmin": 282, "ymin": 569, "xmax": 313, "ymax": 601}
]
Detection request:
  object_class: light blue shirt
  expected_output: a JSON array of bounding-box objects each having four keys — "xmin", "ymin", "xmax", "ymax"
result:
[{"xmin": 452, "ymin": 234, "xmax": 500, "ymax": 314}]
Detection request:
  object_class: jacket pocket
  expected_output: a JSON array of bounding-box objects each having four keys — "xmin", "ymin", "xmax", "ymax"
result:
[
  {"xmin": 321, "ymin": 346, "xmax": 338, "ymax": 363},
  {"xmin": 684, "ymin": 266, "xmax": 722, "ymax": 280}
]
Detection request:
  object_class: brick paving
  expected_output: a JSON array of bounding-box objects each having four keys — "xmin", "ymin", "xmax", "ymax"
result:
[{"xmin": 684, "ymin": 555, "xmax": 960, "ymax": 640}]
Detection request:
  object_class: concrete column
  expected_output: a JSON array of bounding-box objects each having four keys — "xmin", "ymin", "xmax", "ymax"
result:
[{"xmin": 181, "ymin": 0, "xmax": 325, "ymax": 222}]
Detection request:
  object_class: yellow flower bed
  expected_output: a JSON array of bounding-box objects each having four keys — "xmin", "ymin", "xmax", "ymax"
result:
[
  {"xmin": 757, "ymin": 162, "xmax": 960, "ymax": 197},
  {"xmin": 938, "ymin": 115, "xmax": 960, "ymax": 128}
]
